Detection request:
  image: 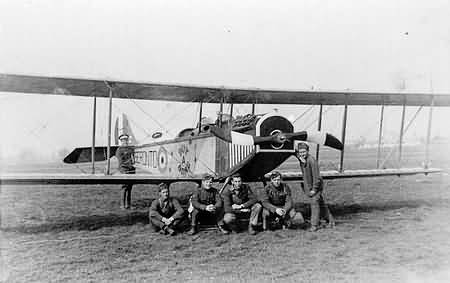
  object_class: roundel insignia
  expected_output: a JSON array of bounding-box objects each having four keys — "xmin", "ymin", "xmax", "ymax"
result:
[{"xmin": 157, "ymin": 147, "xmax": 168, "ymax": 172}]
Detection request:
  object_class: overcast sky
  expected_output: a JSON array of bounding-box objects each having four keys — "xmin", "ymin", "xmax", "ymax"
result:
[{"xmin": 1, "ymin": 0, "xmax": 449, "ymax": 161}]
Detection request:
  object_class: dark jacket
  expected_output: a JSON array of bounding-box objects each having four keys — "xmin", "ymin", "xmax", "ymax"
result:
[
  {"xmin": 149, "ymin": 197, "xmax": 184, "ymax": 220},
  {"xmin": 222, "ymin": 183, "xmax": 258, "ymax": 213},
  {"xmin": 115, "ymin": 146, "xmax": 135, "ymax": 173},
  {"xmin": 191, "ymin": 186, "xmax": 223, "ymax": 211},
  {"xmin": 298, "ymin": 154, "xmax": 323, "ymax": 193},
  {"xmin": 261, "ymin": 182, "xmax": 293, "ymax": 213}
]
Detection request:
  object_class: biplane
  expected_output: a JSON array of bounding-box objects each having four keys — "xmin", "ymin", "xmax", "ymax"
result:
[{"xmin": 1, "ymin": 73, "xmax": 449, "ymax": 187}]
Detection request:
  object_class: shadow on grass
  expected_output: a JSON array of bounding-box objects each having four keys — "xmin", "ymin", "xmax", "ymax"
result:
[
  {"xmin": 294, "ymin": 199, "xmax": 443, "ymax": 218},
  {"xmin": 3, "ymin": 198, "xmax": 447, "ymax": 234},
  {"xmin": 1, "ymin": 211, "xmax": 150, "ymax": 234}
]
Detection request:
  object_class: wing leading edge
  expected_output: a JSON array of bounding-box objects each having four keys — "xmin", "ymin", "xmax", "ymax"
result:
[{"xmin": 1, "ymin": 73, "xmax": 450, "ymax": 106}]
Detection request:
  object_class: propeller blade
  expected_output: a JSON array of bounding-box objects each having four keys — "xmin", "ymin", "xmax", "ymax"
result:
[
  {"xmin": 210, "ymin": 127, "xmax": 343, "ymax": 150},
  {"xmin": 287, "ymin": 131, "xmax": 343, "ymax": 150}
]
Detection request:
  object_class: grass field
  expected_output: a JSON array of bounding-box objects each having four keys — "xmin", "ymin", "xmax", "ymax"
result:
[{"xmin": 1, "ymin": 145, "xmax": 450, "ymax": 282}]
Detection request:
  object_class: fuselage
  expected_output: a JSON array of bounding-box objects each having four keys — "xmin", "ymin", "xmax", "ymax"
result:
[{"xmin": 133, "ymin": 113, "xmax": 296, "ymax": 182}]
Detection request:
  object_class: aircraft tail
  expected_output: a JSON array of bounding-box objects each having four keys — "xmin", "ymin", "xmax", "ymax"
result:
[{"xmin": 114, "ymin": 113, "xmax": 138, "ymax": 145}]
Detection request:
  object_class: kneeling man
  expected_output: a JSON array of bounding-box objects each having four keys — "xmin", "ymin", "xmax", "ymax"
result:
[
  {"xmin": 189, "ymin": 174, "xmax": 227, "ymax": 235},
  {"xmin": 261, "ymin": 171, "xmax": 298, "ymax": 230},
  {"xmin": 221, "ymin": 174, "xmax": 262, "ymax": 235},
  {"xmin": 149, "ymin": 183, "xmax": 185, "ymax": 236}
]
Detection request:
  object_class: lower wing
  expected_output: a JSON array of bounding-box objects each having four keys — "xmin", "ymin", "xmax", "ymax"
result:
[
  {"xmin": 0, "ymin": 174, "xmax": 201, "ymax": 185},
  {"xmin": 0, "ymin": 168, "xmax": 441, "ymax": 185},
  {"xmin": 272, "ymin": 167, "xmax": 442, "ymax": 181}
]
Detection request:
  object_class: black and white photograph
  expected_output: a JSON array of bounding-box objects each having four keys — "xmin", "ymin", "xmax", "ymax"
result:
[{"xmin": 1, "ymin": 1, "xmax": 450, "ymax": 282}]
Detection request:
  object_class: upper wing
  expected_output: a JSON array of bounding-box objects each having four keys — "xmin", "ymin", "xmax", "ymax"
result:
[{"xmin": 1, "ymin": 73, "xmax": 450, "ymax": 106}]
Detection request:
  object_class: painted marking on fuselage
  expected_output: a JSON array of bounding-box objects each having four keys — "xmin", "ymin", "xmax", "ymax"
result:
[
  {"xmin": 133, "ymin": 136, "xmax": 217, "ymax": 177},
  {"xmin": 157, "ymin": 147, "xmax": 168, "ymax": 173},
  {"xmin": 229, "ymin": 144, "xmax": 255, "ymax": 168}
]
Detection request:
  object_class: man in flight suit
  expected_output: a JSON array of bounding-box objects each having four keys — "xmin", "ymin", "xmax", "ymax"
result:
[
  {"xmin": 221, "ymin": 174, "xmax": 262, "ymax": 235},
  {"xmin": 188, "ymin": 174, "xmax": 227, "ymax": 235},
  {"xmin": 149, "ymin": 183, "xmax": 185, "ymax": 236},
  {"xmin": 261, "ymin": 171, "xmax": 298, "ymax": 230},
  {"xmin": 115, "ymin": 134, "xmax": 135, "ymax": 209},
  {"xmin": 296, "ymin": 142, "xmax": 335, "ymax": 231}
]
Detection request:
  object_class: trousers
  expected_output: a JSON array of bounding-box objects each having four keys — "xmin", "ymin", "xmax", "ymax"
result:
[
  {"xmin": 190, "ymin": 208, "xmax": 224, "ymax": 226},
  {"xmin": 223, "ymin": 203, "xmax": 262, "ymax": 227},
  {"xmin": 262, "ymin": 207, "xmax": 297, "ymax": 229},
  {"xmin": 150, "ymin": 217, "xmax": 184, "ymax": 232},
  {"xmin": 122, "ymin": 184, "xmax": 133, "ymax": 208},
  {"xmin": 306, "ymin": 193, "xmax": 334, "ymax": 227}
]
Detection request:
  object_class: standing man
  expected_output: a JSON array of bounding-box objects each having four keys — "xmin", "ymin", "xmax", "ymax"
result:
[
  {"xmin": 188, "ymin": 174, "xmax": 227, "ymax": 235},
  {"xmin": 261, "ymin": 171, "xmax": 299, "ymax": 230},
  {"xmin": 149, "ymin": 183, "xmax": 185, "ymax": 236},
  {"xmin": 221, "ymin": 174, "xmax": 262, "ymax": 235},
  {"xmin": 296, "ymin": 142, "xmax": 335, "ymax": 231},
  {"xmin": 115, "ymin": 134, "xmax": 135, "ymax": 209}
]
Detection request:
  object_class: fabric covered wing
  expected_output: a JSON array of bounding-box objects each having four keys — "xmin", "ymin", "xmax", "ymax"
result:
[{"xmin": 1, "ymin": 73, "xmax": 450, "ymax": 106}]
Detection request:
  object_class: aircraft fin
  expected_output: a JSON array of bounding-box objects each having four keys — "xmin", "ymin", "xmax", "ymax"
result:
[
  {"xmin": 114, "ymin": 113, "xmax": 138, "ymax": 145},
  {"xmin": 63, "ymin": 146, "xmax": 119, "ymax": 163}
]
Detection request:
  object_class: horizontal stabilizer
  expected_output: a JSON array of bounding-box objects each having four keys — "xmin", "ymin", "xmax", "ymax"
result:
[{"xmin": 63, "ymin": 146, "xmax": 119, "ymax": 164}]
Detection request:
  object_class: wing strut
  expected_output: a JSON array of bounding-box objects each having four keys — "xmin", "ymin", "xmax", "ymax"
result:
[
  {"xmin": 379, "ymin": 105, "xmax": 423, "ymax": 169},
  {"xmin": 91, "ymin": 94, "xmax": 97, "ymax": 174},
  {"xmin": 398, "ymin": 99, "xmax": 406, "ymax": 167},
  {"xmin": 339, "ymin": 100, "xmax": 348, "ymax": 172},
  {"xmin": 316, "ymin": 104, "xmax": 323, "ymax": 161},
  {"xmin": 197, "ymin": 102, "xmax": 203, "ymax": 135},
  {"xmin": 218, "ymin": 97, "xmax": 224, "ymax": 128},
  {"xmin": 229, "ymin": 103, "xmax": 234, "ymax": 127},
  {"xmin": 425, "ymin": 96, "xmax": 434, "ymax": 169},
  {"xmin": 376, "ymin": 103, "xmax": 385, "ymax": 168},
  {"xmin": 106, "ymin": 82, "xmax": 114, "ymax": 175}
]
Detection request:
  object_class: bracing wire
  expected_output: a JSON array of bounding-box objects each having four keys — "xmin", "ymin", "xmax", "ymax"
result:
[
  {"xmin": 379, "ymin": 106, "xmax": 424, "ymax": 169},
  {"xmin": 292, "ymin": 105, "xmax": 315, "ymax": 124},
  {"xmin": 304, "ymin": 106, "xmax": 333, "ymax": 130},
  {"xmin": 122, "ymin": 92, "xmax": 172, "ymax": 136}
]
